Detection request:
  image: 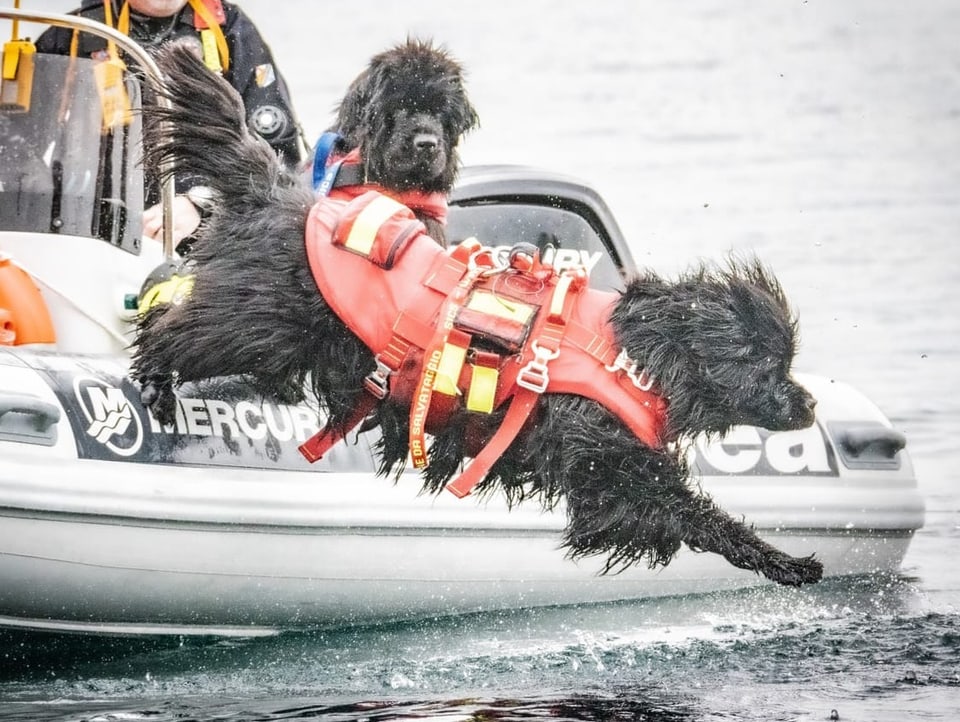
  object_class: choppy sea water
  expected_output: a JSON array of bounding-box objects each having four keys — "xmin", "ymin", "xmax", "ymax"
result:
[{"xmin": 2, "ymin": 0, "xmax": 958, "ymax": 719}]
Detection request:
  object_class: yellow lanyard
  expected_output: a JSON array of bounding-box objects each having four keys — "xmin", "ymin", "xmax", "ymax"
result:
[
  {"xmin": 80, "ymin": 1, "xmax": 228, "ymax": 74},
  {"xmin": 93, "ymin": 0, "xmax": 132, "ymax": 130},
  {"xmin": 101, "ymin": 0, "xmax": 130, "ymax": 63},
  {"xmin": 187, "ymin": 0, "xmax": 230, "ymax": 73}
]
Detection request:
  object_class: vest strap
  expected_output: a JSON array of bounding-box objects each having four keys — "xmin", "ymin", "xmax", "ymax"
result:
[
  {"xmin": 298, "ymin": 244, "xmax": 475, "ymax": 465},
  {"xmin": 466, "ymin": 351, "xmax": 500, "ymax": 413},
  {"xmin": 444, "ymin": 387, "xmax": 540, "ymax": 498},
  {"xmin": 298, "ymin": 394, "xmax": 377, "ymax": 463},
  {"xmin": 564, "ymin": 320, "xmax": 618, "ymax": 367}
]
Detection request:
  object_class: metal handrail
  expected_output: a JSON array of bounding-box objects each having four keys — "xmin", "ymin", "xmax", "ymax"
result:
[{"xmin": 1, "ymin": 8, "xmax": 176, "ymax": 257}]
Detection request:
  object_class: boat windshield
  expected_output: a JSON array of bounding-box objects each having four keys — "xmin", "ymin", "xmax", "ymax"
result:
[
  {"xmin": 447, "ymin": 201, "xmax": 625, "ymax": 291},
  {"xmin": 0, "ymin": 52, "xmax": 144, "ymax": 254}
]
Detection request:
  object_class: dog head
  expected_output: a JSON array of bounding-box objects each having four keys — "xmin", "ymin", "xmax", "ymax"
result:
[
  {"xmin": 611, "ymin": 258, "xmax": 817, "ymax": 439},
  {"xmin": 333, "ymin": 38, "xmax": 479, "ymax": 193}
]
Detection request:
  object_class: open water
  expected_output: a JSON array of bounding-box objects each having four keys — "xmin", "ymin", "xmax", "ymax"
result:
[{"xmin": 2, "ymin": 1, "xmax": 958, "ymax": 719}]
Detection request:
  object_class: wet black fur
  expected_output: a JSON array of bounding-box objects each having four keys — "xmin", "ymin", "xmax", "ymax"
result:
[
  {"xmin": 328, "ymin": 38, "xmax": 478, "ymax": 242},
  {"xmin": 131, "ymin": 44, "xmax": 822, "ymax": 587}
]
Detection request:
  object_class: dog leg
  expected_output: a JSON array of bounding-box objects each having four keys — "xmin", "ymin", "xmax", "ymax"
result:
[
  {"xmin": 515, "ymin": 396, "xmax": 822, "ymax": 584},
  {"xmin": 501, "ymin": 396, "xmax": 688, "ymax": 572},
  {"xmin": 675, "ymin": 496, "xmax": 824, "ymax": 586}
]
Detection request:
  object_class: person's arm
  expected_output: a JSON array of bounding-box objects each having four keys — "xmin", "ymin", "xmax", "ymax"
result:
[{"xmin": 220, "ymin": 5, "xmax": 305, "ymax": 168}]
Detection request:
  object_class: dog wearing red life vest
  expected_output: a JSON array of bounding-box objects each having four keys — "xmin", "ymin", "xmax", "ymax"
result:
[{"xmin": 131, "ymin": 43, "xmax": 822, "ymax": 586}]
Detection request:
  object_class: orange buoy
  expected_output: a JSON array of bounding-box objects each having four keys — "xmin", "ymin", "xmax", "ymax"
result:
[{"xmin": 0, "ymin": 255, "xmax": 56, "ymax": 345}]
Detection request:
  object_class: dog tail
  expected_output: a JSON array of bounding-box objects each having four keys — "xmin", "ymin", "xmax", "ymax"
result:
[{"xmin": 141, "ymin": 42, "xmax": 293, "ymax": 205}]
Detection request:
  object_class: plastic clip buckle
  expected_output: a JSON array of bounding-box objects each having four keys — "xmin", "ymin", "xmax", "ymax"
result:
[
  {"xmin": 363, "ymin": 357, "xmax": 392, "ymax": 399},
  {"xmin": 516, "ymin": 341, "xmax": 559, "ymax": 394},
  {"xmin": 604, "ymin": 348, "xmax": 655, "ymax": 391}
]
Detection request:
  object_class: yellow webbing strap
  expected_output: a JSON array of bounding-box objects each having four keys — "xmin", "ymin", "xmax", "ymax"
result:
[
  {"xmin": 188, "ymin": 0, "xmax": 230, "ymax": 73},
  {"xmin": 94, "ymin": 0, "xmax": 132, "ymax": 130},
  {"xmin": 433, "ymin": 340, "xmax": 467, "ymax": 396},
  {"xmin": 101, "ymin": 0, "xmax": 130, "ymax": 60},
  {"xmin": 466, "ymin": 365, "xmax": 498, "ymax": 413}
]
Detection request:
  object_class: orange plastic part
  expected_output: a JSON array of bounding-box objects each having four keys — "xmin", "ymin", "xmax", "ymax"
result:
[{"xmin": 0, "ymin": 256, "xmax": 56, "ymax": 345}]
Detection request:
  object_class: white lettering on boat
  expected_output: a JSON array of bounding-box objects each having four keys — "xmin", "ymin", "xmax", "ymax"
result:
[
  {"xmin": 692, "ymin": 425, "xmax": 835, "ymax": 476},
  {"xmin": 146, "ymin": 397, "xmax": 321, "ymax": 442},
  {"xmin": 489, "ymin": 245, "xmax": 602, "ymax": 275}
]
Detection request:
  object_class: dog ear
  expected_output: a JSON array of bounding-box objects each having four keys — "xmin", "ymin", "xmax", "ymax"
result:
[
  {"xmin": 451, "ymin": 87, "xmax": 480, "ymax": 138},
  {"xmin": 722, "ymin": 259, "xmax": 799, "ymax": 353},
  {"xmin": 334, "ymin": 68, "xmax": 373, "ymax": 148}
]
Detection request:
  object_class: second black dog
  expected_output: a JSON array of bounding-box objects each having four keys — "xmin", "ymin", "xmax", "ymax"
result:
[{"xmin": 316, "ymin": 38, "xmax": 479, "ymax": 243}]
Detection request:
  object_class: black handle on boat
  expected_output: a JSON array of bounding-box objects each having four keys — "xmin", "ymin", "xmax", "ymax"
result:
[
  {"xmin": 838, "ymin": 425, "xmax": 906, "ymax": 459},
  {"xmin": 0, "ymin": 394, "xmax": 62, "ymax": 432}
]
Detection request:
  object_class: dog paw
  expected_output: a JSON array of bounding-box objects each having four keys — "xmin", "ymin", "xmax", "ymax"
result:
[
  {"xmin": 764, "ymin": 553, "xmax": 824, "ymax": 587},
  {"xmin": 139, "ymin": 377, "xmax": 178, "ymax": 426}
]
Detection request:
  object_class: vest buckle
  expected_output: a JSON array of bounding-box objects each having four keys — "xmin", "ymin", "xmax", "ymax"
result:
[
  {"xmin": 605, "ymin": 348, "xmax": 655, "ymax": 391},
  {"xmin": 363, "ymin": 356, "xmax": 393, "ymax": 399},
  {"xmin": 516, "ymin": 341, "xmax": 559, "ymax": 394}
]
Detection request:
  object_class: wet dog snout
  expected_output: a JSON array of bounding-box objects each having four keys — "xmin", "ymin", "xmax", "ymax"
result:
[{"xmin": 414, "ymin": 133, "xmax": 439, "ymax": 151}]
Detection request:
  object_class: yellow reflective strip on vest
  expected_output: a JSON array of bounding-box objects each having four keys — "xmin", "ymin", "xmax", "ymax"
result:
[
  {"xmin": 434, "ymin": 341, "xmax": 466, "ymax": 396},
  {"xmin": 344, "ymin": 195, "xmax": 407, "ymax": 256},
  {"xmin": 466, "ymin": 289, "xmax": 535, "ymax": 323},
  {"xmin": 549, "ymin": 273, "xmax": 574, "ymax": 319},
  {"xmin": 467, "ymin": 365, "xmax": 498, "ymax": 413}
]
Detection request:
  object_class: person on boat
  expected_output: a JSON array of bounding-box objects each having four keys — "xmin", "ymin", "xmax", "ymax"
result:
[{"xmin": 35, "ymin": 0, "xmax": 307, "ymax": 251}]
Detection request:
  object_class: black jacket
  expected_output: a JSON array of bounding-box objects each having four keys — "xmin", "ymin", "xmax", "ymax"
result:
[{"xmin": 35, "ymin": 0, "xmax": 305, "ymax": 172}]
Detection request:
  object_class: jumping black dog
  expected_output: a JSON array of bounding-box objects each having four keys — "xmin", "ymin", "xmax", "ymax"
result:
[{"xmin": 132, "ymin": 43, "xmax": 822, "ymax": 587}]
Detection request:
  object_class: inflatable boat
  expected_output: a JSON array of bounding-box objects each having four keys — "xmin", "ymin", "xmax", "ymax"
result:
[{"xmin": 0, "ymin": 10, "xmax": 925, "ymax": 636}]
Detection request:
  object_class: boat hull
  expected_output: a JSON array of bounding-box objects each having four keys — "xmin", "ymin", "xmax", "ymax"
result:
[
  {"xmin": 0, "ymin": 511, "xmax": 914, "ymax": 636},
  {"xmin": 0, "ymin": 350, "xmax": 925, "ymax": 636}
]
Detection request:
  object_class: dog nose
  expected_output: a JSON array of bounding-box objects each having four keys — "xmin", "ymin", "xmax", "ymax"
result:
[
  {"xmin": 414, "ymin": 133, "xmax": 439, "ymax": 151},
  {"xmin": 796, "ymin": 391, "xmax": 818, "ymax": 427}
]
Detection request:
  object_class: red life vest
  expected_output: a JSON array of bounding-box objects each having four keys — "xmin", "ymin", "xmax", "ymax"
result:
[{"xmin": 302, "ymin": 189, "xmax": 668, "ymax": 496}]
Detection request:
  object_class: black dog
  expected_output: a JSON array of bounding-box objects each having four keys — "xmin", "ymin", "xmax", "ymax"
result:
[
  {"xmin": 316, "ymin": 38, "xmax": 478, "ymax": 243},
  {"xmin": 132, "ymin": 44, "xmax": 822, "ymax": 587}
]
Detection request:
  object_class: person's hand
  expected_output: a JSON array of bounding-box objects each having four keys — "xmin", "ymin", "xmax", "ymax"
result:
[{"xmin": 142, "ymin": 195, "xmax": 201, "ymax": 246}]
